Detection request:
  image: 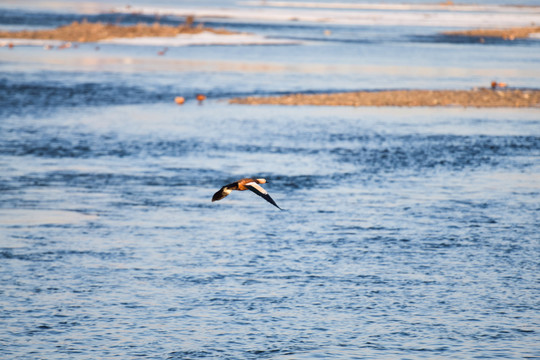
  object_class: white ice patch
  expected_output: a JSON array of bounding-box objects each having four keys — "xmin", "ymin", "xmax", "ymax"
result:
[
  {"xmin": 0, "ymin": 39, "xmax": 65, "ymax": 47},
  {"xmin": 0, "ymin": 33, "xmax": 299, "ymax": 49},
  {"xmin": 99, "ymin": 31, "xmax": 301, "ymax": 46}
]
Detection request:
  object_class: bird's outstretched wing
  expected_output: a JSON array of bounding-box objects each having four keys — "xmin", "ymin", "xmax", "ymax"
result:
[
  {"xmin": 212, "ymin": 186, "xmax": 232, "ymax": 202},
  {"xmin": 245, "ymin": 182, "xmax": 282, "ymax": 210}
]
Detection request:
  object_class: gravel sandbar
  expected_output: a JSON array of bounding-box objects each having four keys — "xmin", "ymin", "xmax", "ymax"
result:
[
  {"xmin": 0, "ymin": 19, "xmax": 236, "ymax": 43},
  {"xmin": 230, "ymin": 89, "xmax": 540, "ymax": 108},
  {"xmin": 444, "ymin": 26, "xmax": 540, "ymax": 39}
]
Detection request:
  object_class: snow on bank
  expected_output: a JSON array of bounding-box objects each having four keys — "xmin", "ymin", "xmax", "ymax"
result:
[
  {"xmin": 100, "ymin": 31, "xmax": 300, "ymax": 46},
  {"xmin": 1, "ymin": 39, "xmax": 65, "ymax": 47},
  {"xmin": 0, "ymin": 32, "xmax": 300, "ymax": 47},
  {"xmin": 110, "ymin": 4, "xmax": 540, "ymax": 28}
]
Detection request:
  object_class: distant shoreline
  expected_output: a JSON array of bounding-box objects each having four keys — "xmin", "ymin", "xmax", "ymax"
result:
[
  {"xmin": 229, "ymin": 89, "xmax": 540, "ymax": 108},
  {"xmin": 0, "ymin": 19, "xmax": 237, "ymax": 43},
  {"xmin": 443, "ymin": 26, "xmax": 540, "ymax": 40},
  {"xmin": 2, "ymin": 20, "xmax": 539, "ymax": 44}
]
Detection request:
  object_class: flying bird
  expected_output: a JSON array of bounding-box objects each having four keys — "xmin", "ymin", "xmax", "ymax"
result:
[{"xmin": 212, "ymin": 178, "xmax": 281, "ymax": 210}]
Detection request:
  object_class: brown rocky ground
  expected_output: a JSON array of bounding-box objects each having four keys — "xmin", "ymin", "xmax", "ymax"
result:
[
  {"xmin": 0, "ymin": 18, "xmax": 236, "ymax": 43},
  {"xmin": 444, "ymin": 26, "xmax": 540, "ymax": 40},
  {"xmin": 229, "ymin": 89, "xmax": 540, "ymax": 108}
]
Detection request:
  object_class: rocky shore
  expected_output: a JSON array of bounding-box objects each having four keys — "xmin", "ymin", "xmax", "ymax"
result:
[
  {"xmin": 0, "ymin": 18, "xmax": 236, "ymax": 43},
  {"xmin": 229, "ymin": 89, "xmax": 540, "ymax": 108}
]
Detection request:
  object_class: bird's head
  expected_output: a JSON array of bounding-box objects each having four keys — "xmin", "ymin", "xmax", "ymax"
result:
[{"xmin": 256, "ymin": 178, "xmax": 267, "ymax": 184}]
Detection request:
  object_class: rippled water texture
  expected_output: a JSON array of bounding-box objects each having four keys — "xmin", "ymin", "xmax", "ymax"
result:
[{"xmin": 1, "ymin": 1, "xmax": 540, "ymax": 359}]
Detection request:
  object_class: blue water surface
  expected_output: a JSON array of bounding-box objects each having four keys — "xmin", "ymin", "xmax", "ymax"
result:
[{"xmin": 0, "ymin": 1, "xmax": 539, "ymax": 359}]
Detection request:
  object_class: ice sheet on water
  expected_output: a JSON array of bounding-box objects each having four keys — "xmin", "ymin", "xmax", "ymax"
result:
[
  {"xmin": 100, "ymin": 31, "xmax": 301, "ymax": 46},
  {"xmin": 0, "ymin": 33, "xmax": 300, "ymax": 47}
]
